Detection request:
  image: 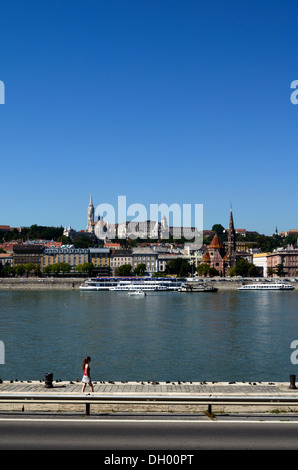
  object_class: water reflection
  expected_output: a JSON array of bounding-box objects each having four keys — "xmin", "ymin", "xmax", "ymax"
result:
[{"xmin": 0, "ymin": 290, "xmax": 297, "ymax": 382}]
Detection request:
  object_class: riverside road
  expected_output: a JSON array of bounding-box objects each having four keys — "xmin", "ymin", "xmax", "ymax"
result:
[
  {"xmin": 1, "ymin": 416, "xmax": 298, "ymax": 450},
  {"xmin": 1, "ymin": 380, "xmax": 298, "ymax": 450}
]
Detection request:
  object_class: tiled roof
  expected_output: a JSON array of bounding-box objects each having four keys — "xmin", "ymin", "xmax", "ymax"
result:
[
  {"xmin": 201, "ymin": 251, "xmax": 210, "ymax": 261},
  {"xmin": 13, "ymin": 244, "xmax": 45, "ymax": 253},
  {"xmin": 209, "ymin": 234, "xmax": 223, "ymax": 249}
]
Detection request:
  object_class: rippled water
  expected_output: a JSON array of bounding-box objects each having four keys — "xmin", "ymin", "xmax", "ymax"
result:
[{"xmin": 0, "ymin": 289, "xmax": 297, "ymax": 382}]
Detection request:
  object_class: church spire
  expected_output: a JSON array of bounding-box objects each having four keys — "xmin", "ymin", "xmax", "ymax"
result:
[
  {"xmin": 87, "ymin": 192, "xmax": 95, "ymax": 233},
  {"xmin": 229, "ymin": 204, "xmax": 234, "ymax": 229},
  {"xmin": 228, "ymin": 205, "xmax": 236, "ymax": 268}
]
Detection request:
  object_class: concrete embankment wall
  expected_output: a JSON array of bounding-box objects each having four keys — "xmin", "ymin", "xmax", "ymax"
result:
[
  {"xmin": 0, "ymin": 278, "xmax": 85, "ymax": 290},
  {"xmin": 0, "ymin": 278, "xmax": 244, "ymax": 290},
  {"xmin": 0, "ymin": 380, "xmax": 296, "ymax": 414},
  {"xmin": 0, "ymin": 278, "xmax": 296, "ymax": 291}
]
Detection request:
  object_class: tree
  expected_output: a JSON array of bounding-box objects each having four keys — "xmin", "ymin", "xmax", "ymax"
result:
[
  {"xmin": 267, "ymin": 267, "xmax": 275, "ymax": 277},
  {"xmin": 134, "ymin": 263, "xmax": 146, "ymax": 276},
  {"xmin": 1, "ymin": 265, "xmax": 15, "ymax": 277},
  {"xmin": 76, "ymin": 263, "xmax": 94, "ymax": 276},
  {"xmin": 24, "ymin": 263, "xmax": 37, "ymax": 276},
  {"xmin": 248, "ymin": 264, "xmax": 261, "ymax": 277},
  {"xmin": 212, "ymin": 224, "xmax": 225, "ymax": 234},
  {"xmin": 196, "ymin": 263, "xmax": 210, "ymax": 277},
  {"xmin": 28, "ymin": 224, "xmax": 64, "ymax": 240},
  {"xmin": 45, "ymin": 262, "xmax": 71, "ymax": 276},
  {"xmin": 57, "ymin": 235, "xmax": 72, "ymax": 244},
  {"xmin": 209, "ymin": 267, "xmax": 219, "ymax": 277},
  {"xmin": 229, "ymin": 266, "xmax": 237, "ymax": 277},
  {"xmin": 275, "ymin": 263, "xmax": 285, "ymax": 277},
  {"xmin": 43, "ymin": 265, "xmax": 53, "ymax": 275},
  {"xmin": 234, "ymin": 258, "xmax": 250, "ymax": 277},
  {"xmin": 165, "ymin": 258, "xmax": 191, "ymax": 277},
  {"xmin": 73, "ymin": 236, "xmax": 97, "ymax": 248},
  {"xmin": 229, "ymin": 258, "xmax": 262, "ymax": 277},
  {"xmin": 15, "ymin": 265, "xmax": 26, "ymax": 276},
  {"xmin": 211, "ymin": 224, "xmax": 227, "ymax": 242},
  {"xmin": 117, "ymin": 264, "xmax": 132, "ymax": 276},
  {"xmin": 59, "ymin": 262, "xmax": 71, "ymax": 275}
]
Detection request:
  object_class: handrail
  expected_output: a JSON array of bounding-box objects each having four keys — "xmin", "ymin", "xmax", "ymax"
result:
[{"xmin": 1, "ymin": 394, "xmax": 298, "ymax": 415}]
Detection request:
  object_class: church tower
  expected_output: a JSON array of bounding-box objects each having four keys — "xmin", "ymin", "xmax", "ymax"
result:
[
  {"xmin": 227, "ymin": 205, "xmax": 236, "ymax": 268},
  {"xmin": 87, "ymin": 193, "xmax": 95, "ymax": 233}
]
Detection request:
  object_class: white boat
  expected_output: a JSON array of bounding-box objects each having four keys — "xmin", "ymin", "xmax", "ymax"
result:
[
  {"xmin": 238, "ymin": 283, "xmax": 294, "ymax": 291},
  {"xmin": 128, "ymin": 290, "xmax": 146, "ymax": 296},
  {"xmin": 109, "ymin": 281, "xmax": 166, "ymax": 292},
  {"xmin": 80, "ymin": 277, "xmax": 184, "ymax": 292}
]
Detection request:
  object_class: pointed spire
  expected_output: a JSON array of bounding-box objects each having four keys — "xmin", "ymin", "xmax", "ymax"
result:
[
  {"xmin": 229, "ymin": 204, "xmax": 234, "ymax": 230},
  {"xmin": 209, "ymin": 233, "xmax": 223, "ymax": 249},
  {"xmin": 87, "ymin": 193, "xmax": 95, "ymax": 232},
  {"xmin": 228, "ymin": 205, "xmax": 236, "ymax": 268}
]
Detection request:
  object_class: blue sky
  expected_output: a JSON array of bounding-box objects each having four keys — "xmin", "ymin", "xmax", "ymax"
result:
[{"xmin": 0, "ymin": 0, "xmax": 298, "ymax": 236}]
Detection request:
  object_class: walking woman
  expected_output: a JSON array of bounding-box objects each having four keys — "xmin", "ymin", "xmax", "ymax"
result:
[{"xmin": 81, "ymin": 356, "xmax": 94, "ymax": 392}]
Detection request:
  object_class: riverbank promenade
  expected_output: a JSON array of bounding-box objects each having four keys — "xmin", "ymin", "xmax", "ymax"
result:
[{"xmin": 1, "ymin": 379, "xmax": 298, "ymax": 414}]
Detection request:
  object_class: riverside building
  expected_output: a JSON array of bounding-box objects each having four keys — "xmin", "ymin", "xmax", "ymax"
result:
[
  {"xmin": 89, "ymin": 247, "xmax": 110, "ymax": 276},
  {"xmin": 43, "ymin": 246, "xmax": 89, "ymax": 272},
  {"xmin": 13, "ymin": 244, "xmax": 44, "ymax": 270},
  {"xmin": 110, "ymin": 249, "xmax": 133, "ymax": 275},
  {"xmin": 267, "ymin": 247, "xmax": 298, "ymax": 277},
  {"xmin": 132, "ymin": 247, "xmax": 158, "ymax": 274}
]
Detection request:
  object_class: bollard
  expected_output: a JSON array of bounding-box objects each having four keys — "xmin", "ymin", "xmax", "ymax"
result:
[
  {"xmin": 289, "ymin": 375, "xmax": 297, "ymax": 390},
  {"xmin": 45, "ymin": 373, "xmax": 53, "ymax": 388}
]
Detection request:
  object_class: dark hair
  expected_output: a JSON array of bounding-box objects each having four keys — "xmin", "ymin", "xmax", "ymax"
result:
[{"xmin": 82, "ymin": 356, "xmax": 91, "ymax": 370}]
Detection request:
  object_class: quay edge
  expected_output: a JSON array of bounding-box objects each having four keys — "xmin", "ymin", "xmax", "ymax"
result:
[
  {"xmin": 1, "ymin": 278, "xmax": 296, "ymax": 291},
  {"xmin": 0, "ymin": 380, "xmax": 298, "ymax": 414}
]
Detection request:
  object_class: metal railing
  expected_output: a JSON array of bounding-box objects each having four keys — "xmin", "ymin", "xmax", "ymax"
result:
[{"xmin": 1, "ymin": 394, "xmax": 298, "ymax": 415}]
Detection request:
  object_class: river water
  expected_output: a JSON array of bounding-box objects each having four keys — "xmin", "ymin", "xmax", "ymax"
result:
[{"xmin": 0, "ymin": 289, "xmax": 297, "ymax": 382}]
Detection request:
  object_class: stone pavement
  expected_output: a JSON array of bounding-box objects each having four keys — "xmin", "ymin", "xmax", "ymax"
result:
[
  {"xmin": 1, "ymin": 380, "xmax": 297, "ymax": 413},
  {"xmin": 0, "ymin": 379, "xmax": 296, "ymax": 395}
]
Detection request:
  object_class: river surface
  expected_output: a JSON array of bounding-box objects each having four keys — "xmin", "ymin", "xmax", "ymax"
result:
[{"xmin": 0, "ymin": 289, "xmax": 297, "ymax": 382}]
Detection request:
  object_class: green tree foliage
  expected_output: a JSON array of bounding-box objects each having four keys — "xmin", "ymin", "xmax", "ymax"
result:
[
  {"xmin": 211, "ymin": 224, "xmax": 227, "ymax": 242},
  {"xmin": 274, "ymin": 263, "xmax": 285, "ymax": 277},
  {"xmin": 209, "ymin": 267, "xmax": 219, "ymax": 277},
  {"xmin": 43, "ymin": 263, "xmax": 71, "ymax": 275},
  {"xmin": 116, "ymin": 264, "xmax": 132, "ymax": 276},
  {"xmin": 133, "ymin": 263, "xmax": 146, "ymax": 276},
  {"xmin": 27, "ymin": 225, "xmax": 64, "ymax": 240},
  {"xmin": 14, "ymin": 265, "xmax": 26, "ymax": 276},
  {"xmin": 73, "ymin": 236, "xmax": 97, "ymax": 248},
  {"xmin": 229, "ymin": 258, "xmax": 261, "ymax": 277},
  {"xmin": 0, "ymin": 263, "xmax": 41, "ymax": 277},
  {"xmin": 165, "ymin": 258, "xmax": 191, "ymax": 277},
  {"xmin": 196, "ymin": 263, "xmax": 210, "ymax": 277},
  {"xmin": 212, "ymin": 224, "xmax": 225, "ymax": 234},
  {"xmin": 76, "ymin": 263, "xmax": 94, "ymax": 275},
  {"xmin": 0, "ymin": 264, "xmax": 15, "ymax": 277}
]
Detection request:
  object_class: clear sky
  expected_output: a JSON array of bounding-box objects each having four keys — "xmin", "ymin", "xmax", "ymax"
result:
[{"xmin": 0, "ymin": 0, "xmax": 298, "ymax": 236}]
